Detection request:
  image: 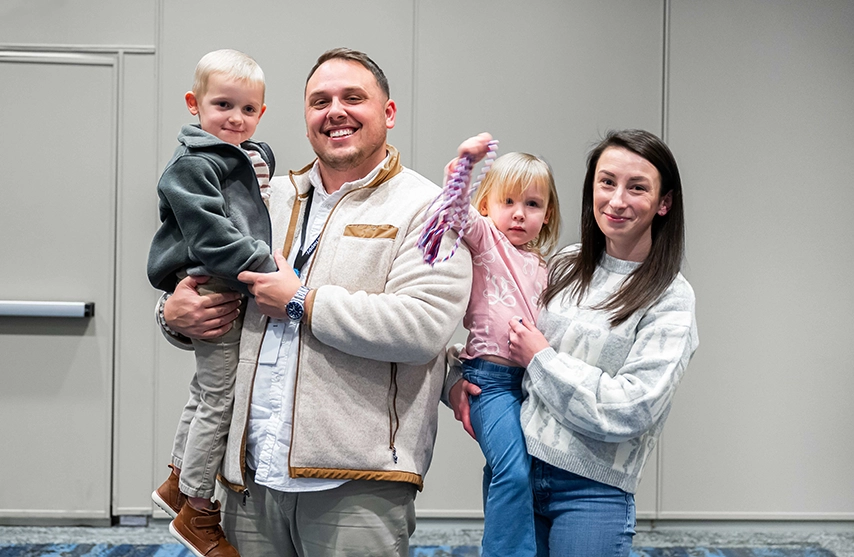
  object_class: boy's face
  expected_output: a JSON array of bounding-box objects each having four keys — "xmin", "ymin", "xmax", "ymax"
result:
[{"xmin": 185, "ymin": 72, "xmax": 266, "ymax": 146}]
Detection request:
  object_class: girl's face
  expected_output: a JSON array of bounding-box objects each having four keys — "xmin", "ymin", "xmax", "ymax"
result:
[
  {"xmin": 592, "ymin": 147, "xmax": 671, "ymax": 261},
  {"xmin": 482, "ymin": 182, "xmax": 550, "ymax": 248}
]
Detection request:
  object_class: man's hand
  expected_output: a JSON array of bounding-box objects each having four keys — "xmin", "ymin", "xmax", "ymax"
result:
[
  {"xmin": 238, "ymin": 251, "xmax": 301, "ymax": 319},
  {"xmin": 448, "ymin": 378, "xmax": 482, "ymax": 440},
  {"xmin": 164, "ymin": 275, "xmax": 241, "ymax": 339}
]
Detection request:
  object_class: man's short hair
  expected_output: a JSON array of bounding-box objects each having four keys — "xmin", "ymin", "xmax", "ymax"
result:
[
  {"xmin": 193, "ymin": 49, "xmax": 266, "ymax": 101},
  {"xmin": 306, "ymin": 47, "xmax": 389, "ymax": 99}
]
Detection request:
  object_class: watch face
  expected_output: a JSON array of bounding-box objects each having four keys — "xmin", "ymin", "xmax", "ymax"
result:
[{"xmin": 286, "ymin": 301, "xmax": 304, "ymax": 321}]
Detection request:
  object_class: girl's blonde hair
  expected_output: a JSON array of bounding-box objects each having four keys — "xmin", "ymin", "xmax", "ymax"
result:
[
  {"xmin": 472, "ymin": 152, "xmax": 561, "ymax": 258},
  {"xmin": 193, "ymin": 49, "xmax": 266, "ymax": 101}
]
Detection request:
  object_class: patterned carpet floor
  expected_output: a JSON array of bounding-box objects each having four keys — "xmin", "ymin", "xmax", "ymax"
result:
[{"xmin": 0, "ymin": 544, "xmax": 839, "ymax": 557}]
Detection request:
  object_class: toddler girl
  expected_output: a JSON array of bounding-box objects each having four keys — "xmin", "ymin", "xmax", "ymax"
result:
[{"xmin": 440, "ymin": 133, "xmax": 561, "ymax": 557}]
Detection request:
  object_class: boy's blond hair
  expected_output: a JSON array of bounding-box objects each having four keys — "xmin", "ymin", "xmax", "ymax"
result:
[
  {"xmin": 472, "ymin": 152, "xmax": 562, "ymax": 258},
  {"xmin": 193, "ymin": 49, "xmax": 266, "ymax": 101}
]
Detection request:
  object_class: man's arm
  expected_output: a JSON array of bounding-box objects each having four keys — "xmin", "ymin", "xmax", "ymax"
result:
[{"xmin": 308, "ymin": 207, "xmax": 473, "ymax": 365}]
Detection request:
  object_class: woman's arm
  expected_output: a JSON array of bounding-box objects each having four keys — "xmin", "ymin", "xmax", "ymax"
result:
[{"xmin": 509, "ymin": 293, "xmax": 698, "ymax": 443}]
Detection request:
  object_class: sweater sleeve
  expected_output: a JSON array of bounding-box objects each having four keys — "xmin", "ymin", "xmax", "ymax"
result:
[
  {"xmin": 525, "ymin": 289, "xmax": 699, "ymax": 443},
  {"xmin": 309, "ymin": 205, "xmax": 473, "ymax": 366},
  {"xmin": 158, "ymin": 155, "xmax": 277, "ymax": 279}
]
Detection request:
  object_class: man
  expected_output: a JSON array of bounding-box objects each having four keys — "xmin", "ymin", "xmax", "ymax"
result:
[{"xmin": 158, "ymin": 48, "xmax": 472, "ymax": 556}]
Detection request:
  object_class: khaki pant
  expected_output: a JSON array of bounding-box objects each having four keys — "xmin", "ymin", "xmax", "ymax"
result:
[
  {"xmin": 171, "ymin": 275, "xmax": 246, "ymax": 499},
  {"xmin": 219, "ymin": 469, "xmax": 416, "ymax": 557}
]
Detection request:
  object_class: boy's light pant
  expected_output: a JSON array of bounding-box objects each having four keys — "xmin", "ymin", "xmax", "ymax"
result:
[
  {"xmin": 171, "ymin": 276, "xmax": 245, "ymax": 499},
  {"xmin": 218, "ymin": 468, "xmax": 417, "ymax": 557}
]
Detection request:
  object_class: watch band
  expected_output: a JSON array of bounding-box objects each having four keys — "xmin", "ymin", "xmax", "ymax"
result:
[{"xmin": 286, "ymin": 285, "xmax": 310, "ymax": 321}]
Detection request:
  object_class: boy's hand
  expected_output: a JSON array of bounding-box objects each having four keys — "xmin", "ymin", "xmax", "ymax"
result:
[
  {"xmin": 165, "ymin": 275, "xmax": 241, "ymax": 339},
  {"xmin": 239, "ymin": 251, "xmax": 300, "ymax": 319}
]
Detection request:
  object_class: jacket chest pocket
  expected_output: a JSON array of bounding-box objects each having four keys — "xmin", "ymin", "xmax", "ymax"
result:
[{"xmin": 329, "ymin": 224, "xmax": 399, "ymax": 293}]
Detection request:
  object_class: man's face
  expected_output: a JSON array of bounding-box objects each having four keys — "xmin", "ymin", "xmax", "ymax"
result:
[{"xmin": 304, "ymin": 58, "xmax": 396, "ymax": 177}]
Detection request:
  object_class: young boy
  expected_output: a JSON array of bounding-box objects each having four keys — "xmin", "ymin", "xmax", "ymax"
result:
[{"xmin": 147, "ymin": 49, "xmax": 277, "ymax": 557}]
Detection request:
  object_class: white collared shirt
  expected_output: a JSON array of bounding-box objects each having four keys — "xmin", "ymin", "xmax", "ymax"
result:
[{"xmin": 245, "ymin": 158, "xmax": 385, "ymax": 492}]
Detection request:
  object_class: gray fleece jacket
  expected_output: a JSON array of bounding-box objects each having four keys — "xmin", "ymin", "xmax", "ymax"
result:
[{"xmin": 147, "ymin": 124, "xmax": 278, "ymax": 296}]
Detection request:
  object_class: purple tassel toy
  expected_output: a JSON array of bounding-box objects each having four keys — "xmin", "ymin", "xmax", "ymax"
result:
[{"xmin": 418, "ymin": 140, "xmax": 499, "ymax": 265}]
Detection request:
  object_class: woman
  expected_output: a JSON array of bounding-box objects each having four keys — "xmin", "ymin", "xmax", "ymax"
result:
[{"xmin": 449, "ymin": 129, "xmax": 699, "ymax": 556}]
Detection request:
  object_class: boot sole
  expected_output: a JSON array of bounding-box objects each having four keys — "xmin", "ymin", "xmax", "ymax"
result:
[
  {"xmin": 151, "ymin": 490, "xmax": 179, "ymax": 519},
  {"xmin": 169, "ymin": 521, "xmax": 209, "ymax": 557}
]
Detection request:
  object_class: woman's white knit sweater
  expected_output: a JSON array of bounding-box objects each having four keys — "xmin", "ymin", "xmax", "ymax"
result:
[{"xmin": 522, "ymin": 250, "xmax": 699, "ymax": 493}]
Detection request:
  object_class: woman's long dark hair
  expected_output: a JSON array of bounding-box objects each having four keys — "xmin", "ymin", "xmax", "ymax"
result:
[{"xmin": 541, "ymin": 130, "xmax": 685, "ymax": 326}]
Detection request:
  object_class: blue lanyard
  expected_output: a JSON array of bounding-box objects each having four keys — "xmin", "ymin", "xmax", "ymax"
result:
[{"xmin": 292, "ymin": 187, "xmax": 319, "ymax": 277}]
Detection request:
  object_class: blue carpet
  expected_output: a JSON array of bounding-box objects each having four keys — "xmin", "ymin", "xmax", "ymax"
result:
[
  {"xmin": 0, "ymin": 546, "xmax": 191, "ymax": 557},
  {"xmin": 410, "ymin": 548, "xmax": 836, "ymax": 557},
  {"xmin": 0, "ymin": 544, "xmax": 837, "ymax": 557}
]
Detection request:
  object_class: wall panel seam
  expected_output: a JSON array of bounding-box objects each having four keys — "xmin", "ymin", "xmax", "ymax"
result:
[
  {"xmin": 410, "ymin": 0, "xmax": 420, "ymax": 171},
  {"xmin": 661, "ymin": 0, "xmax": 671, "ymax": 142},
  {"xmin": 0, "ymin": 43, "xmax": 154, "ymax": 54}
]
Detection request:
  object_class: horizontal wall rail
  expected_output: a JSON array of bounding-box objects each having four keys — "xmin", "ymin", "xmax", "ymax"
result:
[{"xmin": 0, "ymin": 301, "xmax": 95, "ymax": 318}]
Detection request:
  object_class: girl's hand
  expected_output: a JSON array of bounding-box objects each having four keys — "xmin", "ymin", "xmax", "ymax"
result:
[
  {"xmin": 508, "ymin": 317, "xmax": 550, "ymax": 367},
  {"xmin": 449, "ymin": 378, "xmax": 482, "ymax": 440},
  {"xmin": 456, "ymin": 132, "xmax": 493, "ymax": 163},
  {"xmin": 443, "ymin": 132, "xmax": 494, "ymax": 182}
]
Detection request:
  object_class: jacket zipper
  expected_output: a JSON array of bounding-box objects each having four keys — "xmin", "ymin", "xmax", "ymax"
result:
[{"xmin": 388, "ymin": 362, "xmax": 400, "ymax": 464}]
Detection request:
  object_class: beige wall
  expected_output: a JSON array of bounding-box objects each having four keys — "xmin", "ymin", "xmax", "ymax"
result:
[{"xmin": 0, "ymin": 0, "xmax": 851, "ymax": 522}]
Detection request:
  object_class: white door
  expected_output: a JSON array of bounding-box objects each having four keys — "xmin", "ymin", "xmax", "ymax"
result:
[{"xmin": 0, "ymin": 53, "xmax": 116, "ymax": 522}]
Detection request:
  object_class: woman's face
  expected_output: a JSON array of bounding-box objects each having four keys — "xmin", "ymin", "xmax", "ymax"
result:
[{"xmin": 592, "ymin": 147, "xmax": 671, "ymax": 261}]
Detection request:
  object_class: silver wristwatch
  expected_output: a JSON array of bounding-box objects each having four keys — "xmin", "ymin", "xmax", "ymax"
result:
[{"xmin": 285, "ymin": 285, "xmax": 311, "ymax": 321}]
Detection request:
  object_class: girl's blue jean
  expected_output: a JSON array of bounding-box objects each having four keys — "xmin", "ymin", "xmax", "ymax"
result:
[
  {"xmin": 463, "ymin": 358, "xmax": 535, "ymax": 557},
  {"xmin": 532, "ymin": 457, "xmax": 636, "ymax": 557}
]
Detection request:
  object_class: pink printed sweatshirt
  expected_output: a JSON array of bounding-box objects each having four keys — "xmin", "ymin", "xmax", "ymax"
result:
[{"xmin": 459, "ymin": 207, "xmax": 547, "ymax": 363}]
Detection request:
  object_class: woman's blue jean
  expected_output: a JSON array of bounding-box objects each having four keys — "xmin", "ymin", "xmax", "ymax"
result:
[
  {"xmin": 531, "ymin": 458, "xmax": 636, "ymax": 557},
  {"xmin": 463, "ymin": 358, "xmax": 535, "ymax": 556}
]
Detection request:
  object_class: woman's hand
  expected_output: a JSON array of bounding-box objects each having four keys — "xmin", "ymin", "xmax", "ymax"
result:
[
  {"xmin": 508, "ymin": 317, "xmax": 550, "ymax": 367},
  {"xmin": 164, "ymin": 275, "xmax": 241, "ymax": 339},
  {"xmin": 238, "ymin": 251, "xmax": 301, "ymax": 319},
  {"xmin": 449, "ymin": 378, "xmax": 482, "ymax": 440}
]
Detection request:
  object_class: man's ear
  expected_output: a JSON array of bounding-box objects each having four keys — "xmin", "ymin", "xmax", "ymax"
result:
[
  {"xmin": 185, "ymin": 91, "xmax": 199, "ymax": 116},
  {"xmin": 384, "ymin": 99, "xmax": 397, "ymax": 130}
]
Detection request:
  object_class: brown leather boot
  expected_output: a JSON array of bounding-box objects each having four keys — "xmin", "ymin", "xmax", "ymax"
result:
[
  {"xmin": 170, "ymin": 500, "xmax": 239, "ymax": 557},
  {"xmin": 151, "ymin": 464, "xmax": 186, "ymax": 518}
]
